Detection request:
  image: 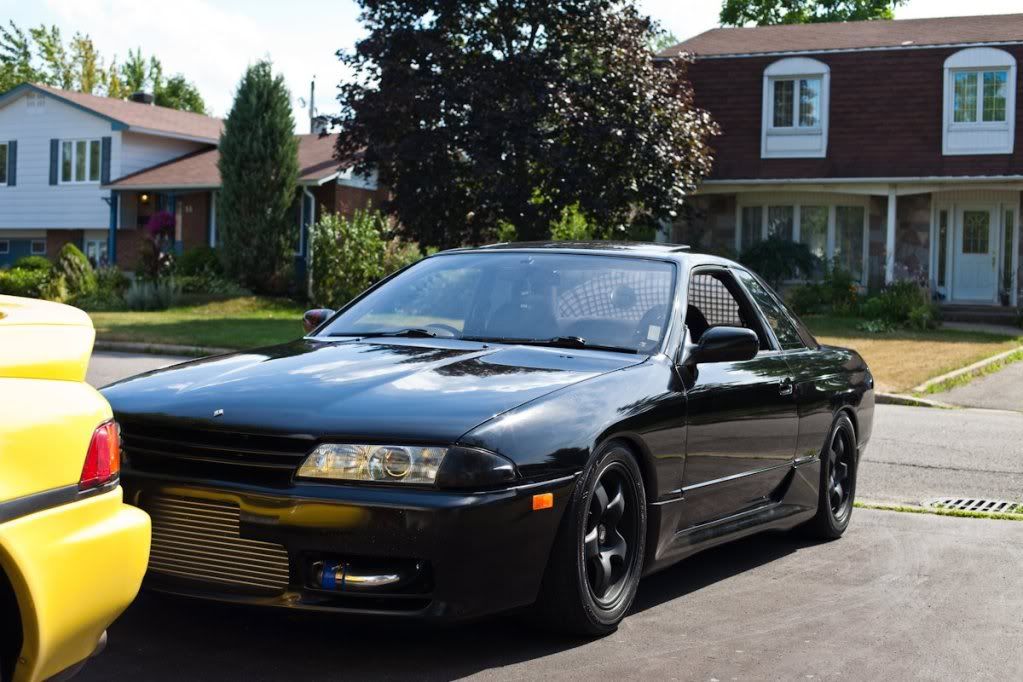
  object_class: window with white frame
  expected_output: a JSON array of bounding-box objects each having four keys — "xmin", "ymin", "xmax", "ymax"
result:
[
  {"xmin": 943, "ymin": 48, "xmax": 1017, "ymax": 155},
  {"xmin": 84, "ymin": 238, "xmax": 108, "ymax": 267},
  {"xmin": 762, "ymin": 58, "xmax": 830, "ymax": 159},
  {"xmin": 30, "ymin": 240, "xmax": 45, "ymax": 255},
  {"xmin": 737, "ymin": 199, "xmax": 869, "ymax": 285},
  {"xmin": 60, "ymin": 138, "xmax": 101, "ymax": 184},
  {"xmin": 0, "ymin": 142, "xmax": 7, "ymax": 184}
]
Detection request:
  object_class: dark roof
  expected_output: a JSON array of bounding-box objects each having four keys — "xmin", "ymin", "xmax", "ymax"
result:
[
  {"xmin": 662, "ymin": 13, "xmax": 1023, "ymax": 58},
  {"xmin": 0, "ymin": 83, "xmax": 224, "ymax": 142},
  {"xmin": 107, "ymin": 134, "xmax": 344, "ymax": 189}
]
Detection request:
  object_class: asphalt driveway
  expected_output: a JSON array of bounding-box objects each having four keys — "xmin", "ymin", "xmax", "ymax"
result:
[
  {"xmin": 932, "ymin": 359, "xmax": 1023, "ymax": 412},
  {"xmin": 86, "ymin": 351, "xmax": 191, "ymax": 389},
  {"xmin": 78, "ymin": 509, "xmax": 1023, "ymax": 680}
]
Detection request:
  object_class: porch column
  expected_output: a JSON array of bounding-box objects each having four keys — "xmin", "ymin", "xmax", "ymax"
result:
[
  {"xmin": 885, "ymin": 185, "xmax": 897, "ymax": 284},
  {"xmin": 107, "ymin": 190, "xmax": 119, "ymax": 267}
]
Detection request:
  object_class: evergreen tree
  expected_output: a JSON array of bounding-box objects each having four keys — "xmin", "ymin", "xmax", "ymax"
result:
[{"xmin": 216, "ymin": 61, "xmax": 299, "ymax": 292}]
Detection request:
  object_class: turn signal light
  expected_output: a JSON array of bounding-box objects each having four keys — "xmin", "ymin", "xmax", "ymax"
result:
[
  {"xmin": 80, "ymin": 420, "xmax": 121, "ymax": 490},
  {"xmin": 532, "ymin": 493, "xmax": 553, "ymax": 511}
]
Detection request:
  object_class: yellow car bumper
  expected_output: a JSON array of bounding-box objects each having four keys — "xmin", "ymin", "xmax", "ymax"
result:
[{"xmin": 0, "ymin": 486, "xmax": 150, "ymax": 682}]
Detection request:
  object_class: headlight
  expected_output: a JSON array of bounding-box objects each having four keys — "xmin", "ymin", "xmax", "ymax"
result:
[{"xmin": 296, "ymin": 444, "xmax": 518, "ymax": 489}]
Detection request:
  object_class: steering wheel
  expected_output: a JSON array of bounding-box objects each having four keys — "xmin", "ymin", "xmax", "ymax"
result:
[{"xmin": 425, "ymin": 323, "xmax": 461, "ymax": 338}]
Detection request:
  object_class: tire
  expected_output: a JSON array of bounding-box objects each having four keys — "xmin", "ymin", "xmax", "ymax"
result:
[
  {"xmin": 533, "ymin": 440, "xmax": 647, "ymax": 637},
  {"xmin": 803, "ymin": 413, "xmax": 857, "ymax": 540}
]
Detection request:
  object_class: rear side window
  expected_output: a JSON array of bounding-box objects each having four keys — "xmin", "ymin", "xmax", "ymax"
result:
[{"xmin": 733, "ymin": 269, "xmax": 805, "ymax": 350}]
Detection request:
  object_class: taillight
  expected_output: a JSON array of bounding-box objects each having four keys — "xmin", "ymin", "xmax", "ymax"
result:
[{"xmin": 80, "ymin": 420, "xmax": 121, "ymax": 490}]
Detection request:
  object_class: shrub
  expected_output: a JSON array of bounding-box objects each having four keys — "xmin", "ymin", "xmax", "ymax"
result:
[
  {"xmin": 311, "ymin": 210, "xmax": 386, "ymax": 309},
  {"xmin": 53, "ymin": 243, "xmax": 97, "ymax": 298},
  {"xmin": 39, "ymin": 274, "xmax": 69, "ymax": 303},
  {"xmin": 12, "ymin": 255, "xmax": 52, "ymax": 272},
  {"xmin": 787, "ymin": 283, "xmax": 826, "ymax": 315},
  {"xmin": 871, "ymin": 280, "xmax": 928, "ymax": 323},
  {"xmin": 549, "ymin": 204, "xmax": 594, "ymax": 241},
  {"xmin": 136, "ymin": 239, "xmax": 175, "ymax": 282},
  {"xmin": 382, "ymin": 237, "xmax": 424, "ymax": 276},
  {"xmin": 908, "ymin": 303, "xmax": 940, "ymax": 331},
  {"xmin": 125, "ymin": 278, "xmax": 181, "ymax": 311},
  {"xmin": 96, "ymin": 266, "xmax": 131, "ymax": 297},
  {"xmin": 0, "ymin": 268, "xmax": 49, "ymax": 298},
  {"xmin": 739, "ymin": 236, "xmax": 819, "ymax": 289},
  {"xmin": 176, "ymin": 246, "xmax": 223, "ymax": 277},
  {"xmin": 176, "ymin": 274, "xmax": 248, "ymax": 297}
]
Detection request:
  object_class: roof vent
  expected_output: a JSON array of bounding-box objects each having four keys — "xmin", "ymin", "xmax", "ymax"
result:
[{"xmin": 129, "ymin": 91, "xmax": 155, "ymax": 105}]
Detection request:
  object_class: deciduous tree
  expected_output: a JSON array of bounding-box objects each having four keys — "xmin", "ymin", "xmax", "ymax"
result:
[
  {"xmin": 336, "ymin": 0, "xmax": 717, "ymax": 247},
  {"xmin": 720, "ymin": 0, "xmax": 905, "ymax": 26}
]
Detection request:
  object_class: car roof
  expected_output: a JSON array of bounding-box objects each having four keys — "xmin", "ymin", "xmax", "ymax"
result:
[{"xmin": 436, "ymin": 241, "xmax": 739, "ymax": 267}]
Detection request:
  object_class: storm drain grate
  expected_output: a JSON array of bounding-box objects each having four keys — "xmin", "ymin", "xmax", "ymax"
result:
[{"xmin": 927, "ymin": 497, "xmax": 1023, "ymax": 514}]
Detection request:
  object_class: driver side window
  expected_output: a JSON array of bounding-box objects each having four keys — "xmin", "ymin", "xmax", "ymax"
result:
[{"xmin": 686, "ymin": 270, "xmax": 772, "ymax": 350}]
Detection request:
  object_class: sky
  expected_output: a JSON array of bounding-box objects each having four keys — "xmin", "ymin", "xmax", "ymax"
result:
[{"xmin": 2, "ymin": 0, "xmax": 1022, "ymax": 130}]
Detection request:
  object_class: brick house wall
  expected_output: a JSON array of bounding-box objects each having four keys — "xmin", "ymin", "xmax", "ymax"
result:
[
  {"xmin": 45, "ymin": 229, "xmax": 83, "ymax": 258},
  {"xmin": 313, "ymin": 183, "xmax": 390, "ymax": 217},
  {"xmin": 686, "ymin": 46, "xmax": 1023, "ymax": 180},
  {"xmin": 179, "ymin": 192, "xmax": 209, "ymax": 251}
]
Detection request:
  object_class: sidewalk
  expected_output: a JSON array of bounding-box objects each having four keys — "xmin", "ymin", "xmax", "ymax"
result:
[{"xmin": 931, "ymin": 359, "xmax": 1023, "ymax": 412}]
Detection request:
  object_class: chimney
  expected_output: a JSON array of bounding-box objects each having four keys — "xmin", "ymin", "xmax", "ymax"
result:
[{"xmin": 129, "ymin": 91, "xmax": 155, "ymax": 105}]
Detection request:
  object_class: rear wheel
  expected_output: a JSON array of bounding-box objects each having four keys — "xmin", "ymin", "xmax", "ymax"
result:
[
  {"xmin": 804, "ymin": 413, "xmax": 857, "ymax": 539},
  {"xmin": 534, "ymin": 441, "xmax": 647, "ymax": 636}
]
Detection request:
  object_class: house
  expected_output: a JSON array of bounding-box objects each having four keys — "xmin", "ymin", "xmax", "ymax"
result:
[
  {"xmin": 0, "ymin": 82, "xmax": 384, "ymax": 273},
  {"xmin": 663, "ymin": 13, "xmax": 1023, "ymax": 317}
]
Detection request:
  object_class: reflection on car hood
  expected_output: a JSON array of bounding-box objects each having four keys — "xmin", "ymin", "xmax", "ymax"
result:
[{"xmin": 101, "ymin": 338, "xmax": 644, "ymax": 442}]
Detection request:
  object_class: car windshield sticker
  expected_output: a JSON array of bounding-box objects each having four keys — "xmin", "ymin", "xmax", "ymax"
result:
[{"xmin": 647, "ymin": 325, "xmax": 661, "ymax": 341}]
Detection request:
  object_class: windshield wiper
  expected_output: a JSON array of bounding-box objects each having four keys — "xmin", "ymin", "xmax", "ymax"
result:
[
  {"xmin": 328, "ymin": 328, "xmax": 437, "ymax": 339},
  {"xmin": 462, "ymin": 335, "xmax": 638, "ymax": 354}
]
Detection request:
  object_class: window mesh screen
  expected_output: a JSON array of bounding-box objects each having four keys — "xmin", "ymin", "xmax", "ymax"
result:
[
  {"xmin": 689, "ymin": 274, "xmax": 743, "ymax": 327},
  {"xmin": 557, "ymin": 270, "xmax": 671, "ymax": 322}
]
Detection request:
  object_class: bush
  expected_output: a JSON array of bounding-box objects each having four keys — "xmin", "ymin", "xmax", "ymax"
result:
[
  {"xmin": 53, "ymin": 243, "xmax": 97, "ymax": 298},
  {"xmin": 0, "ymin": 268, "xmax": 49, "ymax": 298},
  {"xmin": 176, "ymin": 274, "xmax": 248, "ymax": 297},
  {"xmin": 382, "ymin": 237, "xmax": 424, "ymax": 276},
  {"xmin": 96, "ymin": 266, "xmax": 131, "ymax": 297},
  {"xmin": 311, "ymin": 210, "xmax": 386, "ymax": 309},
  {"xmin": 12, "ymin": 255, "xmax": 53, "ymax": 272},
  {"xmin": 125, "ymin": 278, "xmax": 181, "ymax": 311},
  {"xmin": 39, "ymin": 274, "xmax": 69, "ymax": 303},
  {"xmin": 176, "ymin": 246, "xmax": 224, "ymax": 277},
  {"xmin": 549, "ymin": 204, "xmax": 594, "ymax": 241},
  {"xmin": 739, "ymin": 236, "xmax": 819, "ymax": 289},
  {"xmin": 908, "ymin": 303, "xmax": 940, "ymax": 330}
]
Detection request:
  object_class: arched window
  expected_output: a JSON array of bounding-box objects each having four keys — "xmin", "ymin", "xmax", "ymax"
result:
[
  {"xmin": 761, "ymin": 57, "xmax": 830, "ymax": 159},
  {"xmin": 943, "ymin": 47, "xmax": 1017, "ymax": 155}
]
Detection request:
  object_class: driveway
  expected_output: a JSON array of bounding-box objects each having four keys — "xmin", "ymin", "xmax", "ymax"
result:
[{"xmin": 78, "ymin": 509, "xmax": 1023, "ymax": 680}]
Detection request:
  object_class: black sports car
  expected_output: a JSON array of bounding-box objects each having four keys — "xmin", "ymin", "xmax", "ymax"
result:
[{"xmin": 103, "ymin": 242, "xmax": 874, "ymax": 635}]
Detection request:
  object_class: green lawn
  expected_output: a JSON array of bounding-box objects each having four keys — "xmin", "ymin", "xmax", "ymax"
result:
[
  {"xmin": 89, "ymin": 301, "xmax": 1023, "ymax": 393},
  {"xmin": 89, "ymin": 297, "xmax": 306, "ymax": 349}
]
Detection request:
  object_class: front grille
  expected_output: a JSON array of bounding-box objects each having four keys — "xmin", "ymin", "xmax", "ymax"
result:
[
  {"xmin": 120, "ymin": 420, "xmax": 315, "ymax": 486},
  {"xmin": 146, "ymin": 494, "xmax": 290, "ymax": 592}
]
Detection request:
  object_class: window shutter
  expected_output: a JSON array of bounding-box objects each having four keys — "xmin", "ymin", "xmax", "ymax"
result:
[
  {"xmin": 100, "ymin": 136, "xmax": 112, "ymax": 184},
  {"xmin": 49, "ymin": 139, "xmax": 59, "ymax": 185},
  {"xmin": 6, "ymin": 140, "xmax": 15, "ymax": 186}
]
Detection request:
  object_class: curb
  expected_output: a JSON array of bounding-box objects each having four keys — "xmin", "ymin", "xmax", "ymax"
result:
[
  {"xmin": 875, "ymin": 392, "xmax": 955, "ymax": 409},
  {"xmin": 912, "ymin": 344, "xmax": 1023, "ymax": 393},
  {"xmin": 94, "ymin": 340, "xmax": 235, "ymax": 357}
]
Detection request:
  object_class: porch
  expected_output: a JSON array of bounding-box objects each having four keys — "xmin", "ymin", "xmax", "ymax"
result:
[{"xmin": 674, "ymin": 180, "xmax": 1022, "ymax": 313}]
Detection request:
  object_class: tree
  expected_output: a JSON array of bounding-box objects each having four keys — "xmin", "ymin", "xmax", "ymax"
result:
[
  {"xmin": 336, "ymin": 0, "xmax": 718, "ymax": 248},
  {"xmin": 30, "ymin": 25, "xmax": 73, "ymax": 89},
  {"xmin": 217, "ymin": 61, "xmax": 299, "ymax": 292},
  {"xmin": 121, "ymin": 48, "xmax": 148, "ymax": 92},
  {"xmin": 155, "ymin": 74, "xmax": 207, "ymax": 114},
  {"xmin": 70, "ymin": 33, "xmax": 102, "ymax": 94},
  {"xmin": 650, "ymin": 29, "xmax": 681, "ymax": 53},
  {"xmin": 0, "ymin": 22, "xmax": 43, "ymax": 92},
  {"xmin": 720, "ymin": 0, "xmax": 905, "ymax": 26}
]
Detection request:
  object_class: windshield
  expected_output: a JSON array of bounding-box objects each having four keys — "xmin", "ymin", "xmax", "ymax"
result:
[{"xmin": 317, "ymin": 252, "xmax": 677, "ymax": 354}]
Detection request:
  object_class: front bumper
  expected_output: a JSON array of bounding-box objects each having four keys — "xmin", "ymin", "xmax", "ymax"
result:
[
  {"xmin": 123, "ymin": 472, "xmax": 576, "ymax": 621},
  {"xmin": 0, "ymin": 487, "xmax": 150, "ymax": 682}
]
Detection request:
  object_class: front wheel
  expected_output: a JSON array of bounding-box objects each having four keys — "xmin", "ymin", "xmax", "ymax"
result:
[
  {"xmin": 533, "ymin": 441, "xmax": 647, "ymax": 636},
  {"xmin": 803, "ymin": 413, "xmax": 858, "ymax": 540}
]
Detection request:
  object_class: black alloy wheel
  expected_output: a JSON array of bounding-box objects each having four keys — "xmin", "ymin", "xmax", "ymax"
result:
[
  {"xmin": 804, "ymin": 413, "xmax": 857, "ymax": 540},
  {"xmin": 534, "ymin": 441, "xmax": 647, "ymax": 636}
]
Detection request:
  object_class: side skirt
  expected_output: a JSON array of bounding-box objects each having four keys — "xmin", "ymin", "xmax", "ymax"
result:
[{"xmin": 643, "ymin": 457, "xmax": 820, "ymax": 576}]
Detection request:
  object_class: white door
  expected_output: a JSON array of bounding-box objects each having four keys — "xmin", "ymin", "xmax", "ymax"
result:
[{"xmin": 953, "ymin": 206, "xmax": 998, "ymax": 303}]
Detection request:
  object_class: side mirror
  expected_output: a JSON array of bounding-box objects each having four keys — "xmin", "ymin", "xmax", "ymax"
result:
[
  {"xmin": 686, "ymin": 326, "xmax": 759, "ymax": 365},
  {"xmin": 303, "ymin": 308, "xmax": 335, "ymax": 334}
]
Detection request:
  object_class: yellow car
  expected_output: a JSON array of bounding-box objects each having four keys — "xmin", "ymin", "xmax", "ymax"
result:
[{"xmin": 0, "ymin": 295, "xmax": 150, "ymax": 682}]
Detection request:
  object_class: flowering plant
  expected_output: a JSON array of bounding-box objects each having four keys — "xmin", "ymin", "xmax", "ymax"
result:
[{"xmin": 145, "ymin": 210, "xmax": 175, "ymax": 238}]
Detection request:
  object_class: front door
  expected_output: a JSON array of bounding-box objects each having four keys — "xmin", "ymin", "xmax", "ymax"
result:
[{"xmin": 953, "ymin": 206, "xmax": 998, "ymax": 303}]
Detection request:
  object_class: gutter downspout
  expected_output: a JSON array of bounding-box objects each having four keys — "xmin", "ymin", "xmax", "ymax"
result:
[{"xmin": 303, "ymin": 187, "xmax": 316, "ymax": 301}]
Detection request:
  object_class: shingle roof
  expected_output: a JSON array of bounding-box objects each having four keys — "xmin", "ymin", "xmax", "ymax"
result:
[
  {"xmin": 662, "ymin": 13, "xmax": 1023, "ymax": 58},
  {"xmin": 7, "ymin": 83, "xmax": 224, "ymax": 142},
  {"xmin": 107, "ymin": 134, "xmax": 344, "ymax": 189}
]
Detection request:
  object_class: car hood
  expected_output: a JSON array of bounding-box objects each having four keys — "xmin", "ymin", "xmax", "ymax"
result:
[{"xmin": 102, "ymin": 338, "xmax": 643, "ymax": 443}]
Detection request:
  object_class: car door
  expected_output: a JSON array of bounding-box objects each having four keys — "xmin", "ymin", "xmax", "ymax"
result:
[
  {"xmin": 732, "ymin": 268, "xmax": 833, "ymax": 466},
  {"xmin": 678, "ymin": 268, "xmax": 798, "ymax": 530}
]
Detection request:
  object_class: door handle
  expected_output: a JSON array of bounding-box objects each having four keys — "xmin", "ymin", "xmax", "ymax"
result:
[{"xmin": 779, "ymin": 379, "xmax": 794, "ymax": 396}]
